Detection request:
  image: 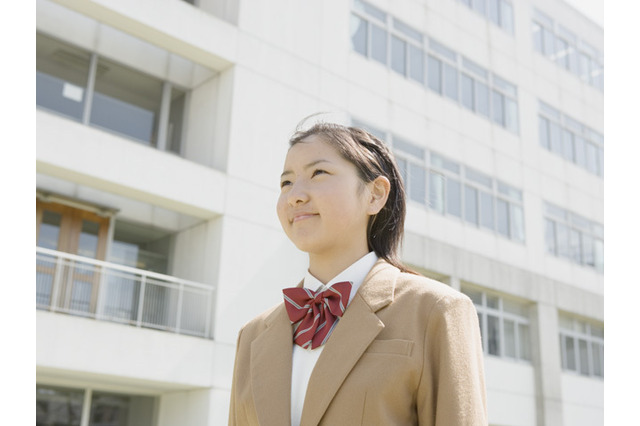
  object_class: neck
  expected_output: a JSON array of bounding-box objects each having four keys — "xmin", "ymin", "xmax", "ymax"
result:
[{"xmin": 308, "ymin": 247, "xmax": 370, "ymax": 284}]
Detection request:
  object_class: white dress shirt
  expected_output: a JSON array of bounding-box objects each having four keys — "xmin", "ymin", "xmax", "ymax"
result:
[{"xmin": 290, "ymin": 251, "xmax": 379, "ymax": 426}]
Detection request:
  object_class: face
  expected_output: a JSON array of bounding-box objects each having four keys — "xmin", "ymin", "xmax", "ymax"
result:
[{"xmin": 277, "ymin": 135, "xmax": 373, "ymax": 259}]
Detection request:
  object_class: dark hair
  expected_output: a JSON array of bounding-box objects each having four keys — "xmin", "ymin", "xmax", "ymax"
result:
[{"xmin": 289, "ymin": 122, "xmax": 416, "ymax": 274}]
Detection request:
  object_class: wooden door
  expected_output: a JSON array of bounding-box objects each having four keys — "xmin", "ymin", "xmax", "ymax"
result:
[{"xmin": 36, "ymin": 199, "xmax": 110, "ymax": 314}]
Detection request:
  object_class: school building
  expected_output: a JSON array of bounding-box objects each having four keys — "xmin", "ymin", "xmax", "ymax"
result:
[{"xmin": 36, "ymin": 0, "xmax": 603, "ymax": 425}]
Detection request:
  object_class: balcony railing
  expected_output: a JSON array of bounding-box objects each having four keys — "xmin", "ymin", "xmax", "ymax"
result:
[{"xmin": 36, "ymin": 247, "xmax": 214, "ymax": 339}]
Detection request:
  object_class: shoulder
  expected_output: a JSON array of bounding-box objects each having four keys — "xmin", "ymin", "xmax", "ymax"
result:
[{"xmin": 388, "ymin": 263, "xmax": 475, "ymax": 317}]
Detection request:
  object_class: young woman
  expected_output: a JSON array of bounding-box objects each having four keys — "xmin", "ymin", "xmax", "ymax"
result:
[{"xmin": 229, "ymin": 122, "xmax": 487, "ymax": 426}]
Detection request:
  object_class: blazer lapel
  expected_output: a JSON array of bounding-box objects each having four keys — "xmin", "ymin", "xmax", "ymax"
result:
[
  {"xmin": 300, "ymin": 260, "xmax": 399, "ymax": 426},
  {"xmin": 251, "ymin": 304, "xmax": 294, "ymax": 426}
]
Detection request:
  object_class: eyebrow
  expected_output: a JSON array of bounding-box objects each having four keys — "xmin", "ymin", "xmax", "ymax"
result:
[{"xmin": 280, "ymin": 159, "xmax": 331, "ymax": 178}]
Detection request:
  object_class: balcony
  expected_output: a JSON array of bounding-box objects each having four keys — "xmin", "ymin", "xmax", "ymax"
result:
[{"xmin": 36, "ymin": 247, "xmax": 214, "ymax": 339}]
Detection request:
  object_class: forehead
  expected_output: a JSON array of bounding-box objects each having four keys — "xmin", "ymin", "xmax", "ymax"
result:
[{"xmin": 284, "ymin": 134, "xmax": 343, "ymax": 165}]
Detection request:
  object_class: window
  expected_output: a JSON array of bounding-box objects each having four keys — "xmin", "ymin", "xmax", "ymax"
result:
[
  {"xmin": 386, "ymin": 129, "xmax": 525, "ymax": 242},
  {"xmin": 350, "ymin": 2, "xmax": 520, "ymax": 134},
  {"xmin": 352, "ymin": 2, "xmax": 425, "ymax": 83},
  {"xmin": 36, "ymin": 32, "xmax": 187, "ymax": 154},
  {"xmin": 427, "ymin": 39, "xmax": 519, "ymax": 133},
  {"xmin": 463, "ymin": 287, "xmax": 532, "ymax": 362},
  {"xmin": 37, "ymin": 385, "xmax": 156, "ymax": 426},
  {"xmin": 531, "ymin": 9, "xmax": 603, "ymax": 91},
  {"xmin": 558, "ymin": 314, "xmax": 604, "ymax": 378},
  {"xmin": 544, "ymin": 202, "xmax": 604, "ymax": 272},
  {"xmin": 538, "ymin": 100, "xmax": 604, "ymax": 177},
  {"xmin": 456, "ymin": 0, "xmax": 515, "ymax": 34}
]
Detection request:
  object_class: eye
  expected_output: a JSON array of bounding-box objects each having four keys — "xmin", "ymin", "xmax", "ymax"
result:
[
  {"xmin": 312, "ymin": 169, "xmax": 328, "ymax": 177},
  {"xmin": 280, "ymin": 180, "xmax": 291, "ymax": 188}
]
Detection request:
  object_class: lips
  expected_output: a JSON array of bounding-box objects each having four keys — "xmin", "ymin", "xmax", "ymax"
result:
[{"xmin": 292, "ymin": 213, "xmax": 318, "ymax": 223}]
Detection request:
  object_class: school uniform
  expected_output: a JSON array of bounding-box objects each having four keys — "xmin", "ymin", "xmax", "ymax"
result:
[{"xmin": 229, "ymin": 256, "xmax": 487, "ymax": 426}]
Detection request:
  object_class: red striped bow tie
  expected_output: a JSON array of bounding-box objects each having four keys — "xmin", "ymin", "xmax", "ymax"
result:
[{"xmin": 282, "ymin": 281, "xmax": 352, "ymax": 350}]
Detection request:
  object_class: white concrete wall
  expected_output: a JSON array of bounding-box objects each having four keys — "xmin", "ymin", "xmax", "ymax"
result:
[{"xmin": 561, "ymin": 374, "xmax": 604, "ymax": 426}]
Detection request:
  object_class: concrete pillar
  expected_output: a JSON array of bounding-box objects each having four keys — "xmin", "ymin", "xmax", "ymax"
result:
[{"xmin": 531, "ymin": 302, "xmax": 564, "ymax": 426}]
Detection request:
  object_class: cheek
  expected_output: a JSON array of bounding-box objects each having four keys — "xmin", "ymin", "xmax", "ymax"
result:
[{"xmin": 276, "ymin": 195, "xmax": 288, "ymax": 225}]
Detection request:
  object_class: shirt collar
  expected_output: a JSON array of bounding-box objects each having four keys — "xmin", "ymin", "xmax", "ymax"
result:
[{"xmin": 303, "ymin": 251, "xmax": 379, "ymax": 305}]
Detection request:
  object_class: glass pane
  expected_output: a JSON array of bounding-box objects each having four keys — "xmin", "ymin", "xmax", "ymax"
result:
[
  {"xmin": 492, "ymin": 91, "xmax": 504, "ymax": 126},
  {"xmin": 473, "ymin": 0, "xmax": 486, "ymax": 14},
  {"xmin": 461, "ymin": 74, "xmax": 474, "ymax": 110},
  {"xmin": 446, "ymin": 179, "xmax": 462, "ymax": 217},
  {"xmin": 592, "ymin": 343, "xmax": 603, "ymax": 377},
  {"xmin": 545, "ymin": 219, "xmax": 556, "ymax": 254},
  {"xmin": 428, "ymin": 172, "xmax": 445, "ymax": 213},
  {"xmin": 91, "ymin": 58, "xmax": 163, "ymax": 145},
  {"xmin": 464, "ymin": 186, "xmax": 478, "ymax": 225},
  {"xmin": 505, "ymin": 98, "xmax": 519, "ymax": 133},
  {"xmin": 486, "ymin": 294, "xmax": 499, "ymax": 309},
  {"xmin": 556, "ymin": 223, "xmax": 571, "ymax": 259},
  {"xmin": 501, "ymin": 1, "xmax": 514, "ymax": 33},
  {"xmin": 354, "ymin": 0, "xmax": 387, "ymax": 22},
  {"xmin": 476, "ymin": 81, "xmax": 490, "ymax": 117},
  {"xmin": 167, "ymin": 88, "xmax": 186, "ymax": 155},
  {"xmin": 427, "ymin": 55, "xmax": 442, "ymax": 93},
  {"xmin": 562, "ymin": 130, "xmax": 575, "ymax": 161},
  {"xmin": 539, "ymin": 116, "xmax": 550, "ymax": 149},
  {"xmin": 37, "ymin": 269, "xmax": 55, "ymax": 307},
  {"xmin": 371, "ymin": 24, "xmax": 388, "ymax": 64},
  {"xmin": 36, "ymin": 33, "xmax": 90, "ymax": 121},
  {"xmin": 463, "ymin": 287, "xmax": 483, "ymax": 305},
  {"xmin": 564, "ymin": 335, "xmax": 576, "ymax": 370},
  {"xmin": 543, "ymin": 28, "xmax": 555, "ymax": 57},
  {"xmin": 518, "ymin": 323, "xmax": 531, "ymax": 360},
  {"xmin": 504, "ymin": 319, "xmax": 516, "ymax": 358},
  {"xmin": 574, "ymin": 136, "xmax": 587, "ymax": 167},
  {"xmin": 394, "ymin": 136, "xmax": 424, "ymax": 158},
  {"xmin": 350, "ymin": 14, "xmax": 368, "ymax": 56},
  {"xmin": 408, "ymin": 44, "xmax": 424, "ymax": 83},
  {"xmin": 597, "ymin": 148, "xmax": 604, "ymax": 177},
  {"xmin": 586, "ymin": 143, "xmax": 599, "ymax": 174},
  {"xmin": 488, "ymin": 0, "xmax": 500, "ymax": 25},
  {"xmin": 466, "ymin": 167, "xmax": 492, "ymax": 188},
  {"xmin": 109, "ymin": 221, "xmax": 170, "ymax": 274},
  {"xmin": 90, "ymin": 392, "xmax": 130, "ymax": 426},
  {"xmin": 556, "ymin": 38, "xmax": 570, "ymax": 68},
  {"xmin": 549, "ymin": 121, "xmax": 563, "ymax": 155},
  {"xmin": 443, "ymin": 63, "xmax": 458, "ymax": 101},
  {"xmin": 510, "ymin": 204, "xmax": 525, "ymax": 242},
  {"xmin": 409, "ymin": 162, "xmax": 426, "ymax": 204},
  {"xmin": 70, "ymin": 277, "xmax": 93, "ymax": 313},
  {"xmin": 559, "ymin": 315, "xmax": 574, "ymax": 331},
  {"xmin": 497, "ymin": 199, "xmax": 509, "ymax": 237},
  {"xmin": 78, "ymin": 220, "xmax": 100, "ymax": 259},
  {"xmin": 38, "ymin": 210, "xmax": 62, "ymax": 250},
  {"xmin": 578, "ymin": 339, "xmax": 590, "ymax": 375},
  {"xmin": 532, "ymin": 22, "xmax": 543, "ymax": 53},
  {"xmin": 582, "ymin": 233, "xmax": 595, "ymax": 267},
  {"xmin": 594, "ymin": 239, "xmax": 604, "ymax": 273},
  {"xmin": 37, "ymin": 385, "xmax": 84, "ymax": 426},
  {"xmin": 479, "ymin": 191, "xmax": 494, "ymax": 230},
  {"xmin": 391, "ymin": 35, "xmax": 406, "ymax": 75},
  {"xmin": 569, "ymin": 229, "xmax": 582, "ymax": 264},
  {"xmin": 503, "ymin": 298, "xmax": 527, "ymax": 317},
  {"xmin": 397, "ymin": 157, "xmax": 408, "ymax": 185},
  {"xmin": 487, "ymin": 314, "xmax": 500, "ymax": 356}
]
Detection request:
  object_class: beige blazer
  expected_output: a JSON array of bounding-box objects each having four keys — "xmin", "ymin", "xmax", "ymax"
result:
[{"xmin": 229, "ymin": 259, "xmax": 487, "ymax": 425}]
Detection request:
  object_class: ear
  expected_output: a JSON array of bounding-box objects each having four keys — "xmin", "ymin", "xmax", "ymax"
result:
[{"xmin": 366, "ymin": 176, "xmax": 391, "ymax": 215}]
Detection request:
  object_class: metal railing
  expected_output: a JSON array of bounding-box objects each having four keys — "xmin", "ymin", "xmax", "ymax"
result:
[{"xmin": 36, "ymin": 247, "xmax": 214, "ymax": 339}]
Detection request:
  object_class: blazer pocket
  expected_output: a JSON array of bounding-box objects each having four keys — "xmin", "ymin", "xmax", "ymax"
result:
[{"xmin": 364, "ymin": 339, "xmax": 414, "ymax": 357}]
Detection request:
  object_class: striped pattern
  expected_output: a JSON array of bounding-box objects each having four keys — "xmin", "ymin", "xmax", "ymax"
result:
[{"xmin": 282, "ymin": 281, "xmax": 352, "ymax": 350}]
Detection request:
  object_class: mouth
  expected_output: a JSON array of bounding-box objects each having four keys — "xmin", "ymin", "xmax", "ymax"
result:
[{"xmin": 292, "ymin": 213, "xmax": 317, "ymax": 223}]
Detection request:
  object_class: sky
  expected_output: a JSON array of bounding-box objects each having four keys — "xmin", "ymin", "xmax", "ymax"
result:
[{"xmin": 563, "ymin": 0, "xmax": 603, "ymax": 27}]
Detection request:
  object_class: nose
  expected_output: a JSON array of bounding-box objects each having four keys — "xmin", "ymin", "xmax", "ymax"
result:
[{"xmin": 287, "ymin": 181, "xmax": 309, "ymax": 206}]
